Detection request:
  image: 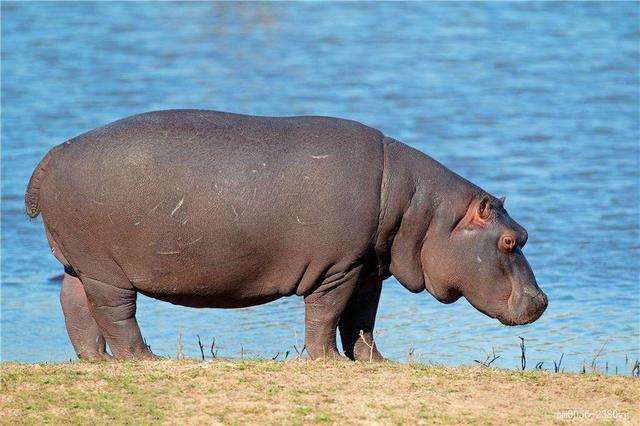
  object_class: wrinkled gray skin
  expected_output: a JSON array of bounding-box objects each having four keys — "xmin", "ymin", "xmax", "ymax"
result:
[{"xmin": 26, "ymin": 110, "xmax": 547, "ymax": 361}]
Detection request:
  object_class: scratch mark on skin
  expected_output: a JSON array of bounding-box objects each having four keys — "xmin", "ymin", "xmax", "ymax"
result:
[
  {"xmin": 92, "ymin": 199, "xmax": 104, "ymax": 205},
  {"xmin": 477, "ymin": 256, "xmax": 482, "ymax": 263},
  {"xmin": 171, "ymin": 197, "xmax": 184, "ymax": 216},
  {"xmin": 231, "ymin": 205, "xmax": 239, "ymax": 222},
  {"xmin": 150, "ymin": 202, "xmax": 161, "ymax": 213},
  {"xmin": 157, "ymin": 250, "xmax": 180, "ymax": 255},
  {"xmin": 131, "ymin": 276, "xmax": 153, "ymax": 284},
  {"xmin": 310, "ymin": 154, "xmax": 329, "ymax": 159},
  {"xmin": 183, "ymin": 236, "xmax": 203, "ymax": 246},
  {"xmin": 296, "ymin": 215, "xmax": 311, "ymax": 225},
  {"xmin": 107, "ymin": 213, "xmax": 114, "ymax": 224},
  {"xmin": 181, "ymin": 218, "xmax": 189, "ymax": 225},
  {"xmin": 133, "ymin": 221, "xmax": 141, "ymax": 226}
]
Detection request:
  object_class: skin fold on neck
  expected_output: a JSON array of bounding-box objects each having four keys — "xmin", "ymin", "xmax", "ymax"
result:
[{"xmin": 374, "ymin": 137, "xmax": 482, "ymax": 292}]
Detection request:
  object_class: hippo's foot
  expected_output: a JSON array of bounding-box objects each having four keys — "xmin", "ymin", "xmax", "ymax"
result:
[
  {"xmin": 303, "ymin": 267, "xmax": 362, "ymax": 360},
  {"xmin": 60, "ymin": 273, "xmax": 112, "ymax": 360},
  {"xmin": 339, "ymin": 276, "xmax": 385, "ymax": 362},
  {"xmin": 80, "ymin": 275, "xmax": 154, "ymax": 360}
]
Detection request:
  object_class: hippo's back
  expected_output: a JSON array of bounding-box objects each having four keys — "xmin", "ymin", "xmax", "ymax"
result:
[{"xmin": 34, "ymin": 110, "xmax": 385, "ymax": 305}]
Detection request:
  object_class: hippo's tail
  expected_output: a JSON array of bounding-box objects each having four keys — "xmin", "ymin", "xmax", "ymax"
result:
[{"xmin": 25, "ymin": 145, "xmax": 60, "ymax": 218}]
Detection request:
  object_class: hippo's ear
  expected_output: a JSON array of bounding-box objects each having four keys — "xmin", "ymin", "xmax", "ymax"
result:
[
  {"xmin": 453, "ymin": 195, "xmax": 492, "ymax": 232},
  {"xmin": 477, "ymin": 196, "xmax": 491, "ymax": 221}
]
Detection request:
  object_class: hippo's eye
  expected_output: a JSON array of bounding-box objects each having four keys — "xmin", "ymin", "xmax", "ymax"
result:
[{"xmin": 499, "ymin": 234, "xmax": 516, "ymax": 252}]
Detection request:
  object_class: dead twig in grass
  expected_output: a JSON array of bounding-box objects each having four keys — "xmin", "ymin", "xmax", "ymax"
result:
[
  {"xmin": 210, "ymin": 337, "xmax": 218, "ymax": 359},
  {"xmin": 197, "ymin": 335, "xmax": 205, "ymax": 361},
  {"xmin": 176, "ymin": 330, "xmax": 184, "ymax": 359},
  {"xmin": 293, "ymin": 345, "xmax": 306, "ymax": 359},
  {"xmin": 272, "ymin": 352, "xmax": 280, "ymax": 361},
  {"xmin": 407, "ymin": 346, "xmax": 415, "ymax": 365},
  {"xmin": 518, "ymin": 337, "xmax": 526, "ymax": 370},
  {"xmin": 632, "ymin": 360, "xmax": 639, "ymax": 377},
  {"xmin": 359, "ymin": 330, "xmax": 375, "ymax": 362},
  {"xmin": 474, "ymin": 347, "xmax": 500, "ymax": 368},
  {"xmin": 590, "ymin": 338, "xmax": 610, "ymax": 373},
  {"xmin": 553, "ymin": 353, "xmax": 564, "ymax": 373}
]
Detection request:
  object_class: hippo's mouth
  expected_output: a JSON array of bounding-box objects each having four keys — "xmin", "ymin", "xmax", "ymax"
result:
[
  {"xmin": 498, "ymin": 291, "xmax": 548, "ymax": 326},
  {"xmin": 496, "ymin": 315, "xmax": 525, "ymax": 326}
]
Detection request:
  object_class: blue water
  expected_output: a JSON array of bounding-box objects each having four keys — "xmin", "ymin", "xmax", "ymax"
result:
[{"xmin": 2, "ymin": 2, "xmax": 638, "ymax": 372}]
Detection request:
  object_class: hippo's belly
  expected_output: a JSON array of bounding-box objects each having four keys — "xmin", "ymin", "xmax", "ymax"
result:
[
  {"xmin": 126, "ymin": 244, "xmax": 313, "ymax": 308},
  {"xmin": 137, "ymin": 283, "xmax": 286, "ymax": 309}
]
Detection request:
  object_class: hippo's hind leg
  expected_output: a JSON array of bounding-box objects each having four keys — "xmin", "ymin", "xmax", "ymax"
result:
[
  {"xmin": 338, "ymin": 276, "xmax": 384, "ymax": 362},
  {"xmin": 60, "ymin": 271, "xmax": 110, "ymax": 360},
  {"xmin": 303, "ymin": 266, "xmax": 362, "ymax": 359},
  {"xmin": 80, "ymin": 275, "xmax": 154, "ymax": 359}
]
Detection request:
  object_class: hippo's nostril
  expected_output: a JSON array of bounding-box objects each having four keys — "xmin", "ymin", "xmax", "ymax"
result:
[
  {"xmin": 537, "ymin": 291, "xmax": 548, "ymax": 308},
  {"xmin": 522, "ymin": 286, "xmax": 540, "ymax": 298}
]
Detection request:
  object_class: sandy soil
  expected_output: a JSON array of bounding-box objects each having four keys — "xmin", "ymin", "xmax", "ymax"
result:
[{"xmin": 1, "ymin": 359, "xmax": 638, "ymax": 425}]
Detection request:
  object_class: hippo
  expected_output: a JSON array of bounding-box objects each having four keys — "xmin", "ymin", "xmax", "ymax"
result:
[{"xmin": 25, "ymin": 110, "xmax": 547, "ymax": 361}]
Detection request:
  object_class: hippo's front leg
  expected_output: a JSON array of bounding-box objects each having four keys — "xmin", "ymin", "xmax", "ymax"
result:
[
  {"xmin": 339, "ymin": 276, "xmax": 384, "ymax": 362},
  {"xmin": 303, "ymin": 267, "xmax": 361, "ymax": 359}
]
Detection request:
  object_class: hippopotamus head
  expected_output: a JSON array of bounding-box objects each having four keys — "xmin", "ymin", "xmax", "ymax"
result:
[{"xmin": 420, "ymin": 194, "xmax": 547, "ymax": 325}]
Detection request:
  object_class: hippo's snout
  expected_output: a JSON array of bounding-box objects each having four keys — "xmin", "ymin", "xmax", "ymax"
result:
[{"xmin": 501, "ymin": 289, "xmax": 548, "ymax": 326}]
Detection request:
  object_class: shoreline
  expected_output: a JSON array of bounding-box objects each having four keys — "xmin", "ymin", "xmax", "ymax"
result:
[{"xmin": 2, "ymin": 359, "xmax": 638, "ymax": 424}]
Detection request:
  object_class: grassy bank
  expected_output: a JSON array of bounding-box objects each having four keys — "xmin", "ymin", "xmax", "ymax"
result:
[{"xmin": 1, "ymin": 359, "xmax": 637, "ymax": 425}]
